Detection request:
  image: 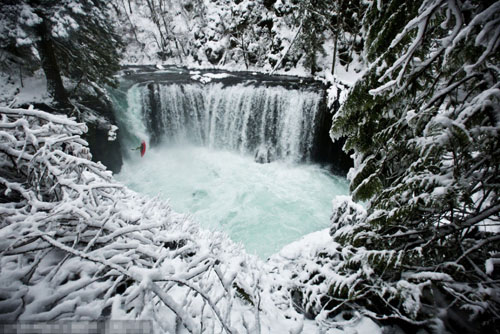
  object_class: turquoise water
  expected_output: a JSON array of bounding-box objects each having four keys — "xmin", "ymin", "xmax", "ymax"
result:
[
  {"xmin": 112, "ymin": 83, "xmax": 349, "ymax": 259},
  {"xmin": 116, "ymin": 144, "xmax": 348, "ymax": 259}
]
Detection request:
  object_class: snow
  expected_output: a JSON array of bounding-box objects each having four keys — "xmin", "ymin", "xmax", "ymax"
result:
[
  {"xmin": 108, "ymin": 125, "xmax": 118, "ymax": 141},
  {"xmin": 51, "ymin": 12, "xmax": 79, "ymax": 38},
  {"xmin": 19, "ymin": 4, "xmax": 42, "ymax": 27},
  {"xmin": 486, "ymin": 258, "xmax": 499, "ymax": 275},
  {"xmin": 68, "ymin": 2, "xmax": 85, "ymax": 15},
  {"xmin": 112, "ymin": 0, "xmax": 367, "ymax": 83},
  {"xmin": 203, "ymin": 72, "xmax": 233, "ymax": 79},
  {"xmin": 268, "ymin": 225, "xmax": 386, "ymax": 334},
  {"xmin": 432, "ymin": 186, "xmax": 447, "ymax": 196},
  {"xmin": 0, "ymin": 70, "xmax": 51, "ymax": 107},
  {"xmin": 403, "ymin": 272, "xmax": 453, "ymax": 282},
  {"xmin": 0, "ymin": 106, "xmax": 389, "ymax": 333},
  {"xmin": 189, "ymin": 72, "xmax": 232, "ymax": 83},
  {"xmin": 10, "ymin": 0, "xmax": 488, "ymax": 331},
  {"xmin": 277, "ymin": 229, "xmax": 332, "ymax": 260}
]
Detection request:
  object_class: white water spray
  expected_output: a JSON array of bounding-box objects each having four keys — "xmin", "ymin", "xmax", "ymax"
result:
[
  {"xmin": 114, "ymin": 81, "xmax": 349, "ymax": 258},
  {"xmin": 143, "ymin": 83, "xmax": 323, "ymax": 162}
]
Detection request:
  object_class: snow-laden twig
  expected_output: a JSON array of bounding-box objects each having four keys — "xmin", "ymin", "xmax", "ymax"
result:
[{"xmin": 0, "ymin": 106, "xmax": 294, "ymax": 333}]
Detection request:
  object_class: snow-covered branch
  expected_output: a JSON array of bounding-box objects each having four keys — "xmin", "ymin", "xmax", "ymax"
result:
[{"xmin": 0, "ymin": 106, "xmax": 291, "ymax": 332}]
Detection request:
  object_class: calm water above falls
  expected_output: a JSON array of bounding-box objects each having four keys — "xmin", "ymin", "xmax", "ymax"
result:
[{"xmin": 113, "ymin": 79, "xmax": 349, "ymax": 259}]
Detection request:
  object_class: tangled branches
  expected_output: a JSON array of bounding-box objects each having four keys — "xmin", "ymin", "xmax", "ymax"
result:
[{"xmin": 0, "ymin": 106, "xmax": 271, "ymax": 333}]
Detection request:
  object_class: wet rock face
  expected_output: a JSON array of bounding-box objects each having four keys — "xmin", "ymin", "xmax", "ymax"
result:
[
  {"xmin": 21, "ymin": 100, "xmax": 123, "ymax": 174},
  {"xmin": 86, "ymin": 121, "xmax": 123, "ymax": 174},
  {"xmin": 262, "ymin": 0, "xmax": 277, "ymax": 10},
  {"xmin": 205, "ymin": 47, "xmax": 224, "ymax": 65},
  {"xmin": 254, "ymin": 144, "xmax": 275, "ymax": 164},
  {"xmin": 78, "ymin": 94, "xmax": 123, "ymax": 174}
]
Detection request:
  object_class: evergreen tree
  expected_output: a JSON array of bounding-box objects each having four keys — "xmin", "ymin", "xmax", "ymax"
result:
[
  {"xmin": 294, "ymin": 0, "xmax": 329, "ymax": 74},
  {"xmin": 291, "ymin": 0, "xmax": 366, "ymax": 74},
  {"xmin": 0, "ymin": 0, "xmax": 122, "ymax": 105},
  {"xmin": 327, "ymin": 0, "xmax": 500, "ymax": 331}
]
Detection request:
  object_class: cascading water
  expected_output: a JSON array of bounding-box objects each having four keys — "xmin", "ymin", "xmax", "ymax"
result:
[
  {"xmin": 113, "ymin": 74, "xmax": 349, "ymax": 259},
  {"xmin": 144, "ymin": 82, "xmax": 325, "ymax": 162}
]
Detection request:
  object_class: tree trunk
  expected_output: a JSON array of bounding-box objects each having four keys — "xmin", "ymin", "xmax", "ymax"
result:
[
  {"xmin": 331, "ymin": 31, "xmax": 338, "ymax": 75},
  {"xmin": 36, "ymin": 19, "xmax": 69, "ymax": 106},
  {"xmin": 270, "ymin": 21, "xmax": 302, "ymax": 75},
  {"xmin": 331, "ymin": 1, "xmax": 342, "ymax": 76}
]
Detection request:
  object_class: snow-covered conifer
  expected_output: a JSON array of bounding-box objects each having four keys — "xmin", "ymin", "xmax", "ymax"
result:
[
  {"xmin": 0, "ymin": 0, "xmax": 122, "ymax": 105},
  {"xmin": 326, "ymin": 0, "xmax": 500, "ymax": 331}
]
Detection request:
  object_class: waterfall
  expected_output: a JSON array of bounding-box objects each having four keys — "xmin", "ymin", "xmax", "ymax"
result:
[
  {"xmin": 138, "ymin": 82, "xmax": 325, "ymax": 162},
  {"xmin": 112, "ymin": 73, "xmax": 352, "ymax": 258}
]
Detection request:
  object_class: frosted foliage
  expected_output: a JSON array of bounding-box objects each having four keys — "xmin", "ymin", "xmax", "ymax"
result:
[
  {"xmin": 0, "ymin": 107, "xmax": 304, "ymax": 333},
  {"xmin": 267, "ymin": 197, "xmax": 419, "ymax": 326},
  {"xmin": 110, "ymin": 0, "xmax": 355, "ymax": 76},
  {"xmin": 1, "ymin": 1, "xmax": 91, "ymax": 48},
  {"xmin": 0, "ymin": 4, "xmax": 38, "ymax": 48},
  {"xmin": 330, "ymin": 195, "xmax": 367, "ymax": 239},
  {"xmin": 19, "ymin": 5, "xmax": 42, "ymax": 28},
  {"xmin": 51, "ymin": 12, "xmax": 79, "ymax": 38},
  {"xmin": 329, "ymin": 0, "xmax": 500, "ymax": 329},
  {"xmin": 365, "ymin": 0, "xmax": 500, "ymax": 256}
]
